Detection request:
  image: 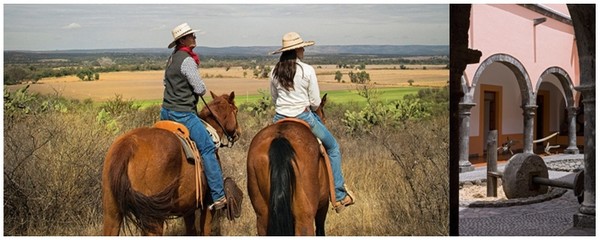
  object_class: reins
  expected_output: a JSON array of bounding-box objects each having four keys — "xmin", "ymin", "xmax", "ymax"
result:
[{"xmin": 200, "ymin": 96, "xmax": 236, "ymax": 148}]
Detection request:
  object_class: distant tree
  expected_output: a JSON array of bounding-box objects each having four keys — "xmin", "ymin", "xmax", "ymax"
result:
[
  {"xmin": 408, "ymin": 79, "xmax": 415, "ymax": 86},
  {"xmin": 253, "ymin": 65, "xmax": 271, "ymax": 79},
  {"xmin": 261, "ymin": 66, "xmax": 271, "ymax": 79},
  {"xmin": 4, "ymin": 66, "xmax": 30, "ymax": 85},
  {"xmin": 97, "ymin": 57, "xmax": 115, "ymax": 68},
  {"xmin": 348, "ymin": 71, "xmax": 357, "ymax": 83},
  {"xmin": 357, "ymin": 71, "xmax": 370, "ymax": 84},
  {"xmin": 334, "ymin": 71, "xmax": 343, "ymax": 83},
  {"xmin": 253, "ymin": 68, "xmax": 261, "ymax": 78},
  {"xmin": 77, "ymin": 68, "xmax": 96, "ymax": 81},
  {"xmin": 76, "ymin": 72, "xmax": 85, "ymax": 81},
  {"xmin": 400, "ymin": 64, "xmax": 407, "ymax": 70}
]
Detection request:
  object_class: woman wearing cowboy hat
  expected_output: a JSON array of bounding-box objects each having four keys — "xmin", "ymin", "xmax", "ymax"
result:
[
  {"xmin": 269, "ymin": 32, "xmax": 355, "ymax": 213},
  {"xmin": 160, "ymin": 22, "xmax": 227, "ymax": 210}
]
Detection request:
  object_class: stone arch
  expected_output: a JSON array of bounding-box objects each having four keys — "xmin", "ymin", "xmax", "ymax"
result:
[
  {"xmin": 469, "ymin": 53, "xmax": 535, "ymax": 106},
  {"xmin": 535, "ymin": 66, "xmax": 575, "ymax": 108}
]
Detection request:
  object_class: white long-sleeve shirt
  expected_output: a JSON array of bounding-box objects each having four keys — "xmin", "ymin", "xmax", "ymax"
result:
[{"xmin": 270, "ymin": 59, "xmax": 321, "ymax": 117}]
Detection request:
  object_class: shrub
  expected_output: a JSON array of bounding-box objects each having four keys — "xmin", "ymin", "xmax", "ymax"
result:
[{"xmin": 341, "ymin": 86, "xmax": 444, "ymax": 135}]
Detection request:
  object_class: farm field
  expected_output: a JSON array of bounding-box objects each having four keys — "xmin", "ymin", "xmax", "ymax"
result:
[{"xmin": 5, "ymin": 65, "xmax": 448, "ymax": 103}]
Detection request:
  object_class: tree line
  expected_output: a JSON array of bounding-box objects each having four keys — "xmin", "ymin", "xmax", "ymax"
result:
[{"xmin": 4, "ymin": 51, "xmax": 448, "ymax": 85}]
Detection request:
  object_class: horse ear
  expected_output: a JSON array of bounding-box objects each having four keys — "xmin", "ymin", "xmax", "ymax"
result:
[
  {"xmin": 321, "ymin": 93, "xmax": 328, "ymax": 104},
  {"xmin": 229, "ymin": 91, "xmax": 236, "ymax": 101},
  {"xmin": 210, "ymin": 91, "xmax": 217, "ymax": 99}
]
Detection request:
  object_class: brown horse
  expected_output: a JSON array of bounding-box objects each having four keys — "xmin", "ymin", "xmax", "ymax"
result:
[
  {"xmin": 247, "ymin": 94, "xmax": 333, "ymax": 236},
  {"xmin": 102, "ymin": 91, "xmax": 241, "ymax": 236}
]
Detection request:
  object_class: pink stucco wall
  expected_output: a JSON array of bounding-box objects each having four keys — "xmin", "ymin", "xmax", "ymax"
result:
[
  {"xmin": 464, "ymin": 4, "xmax": 579, "ymax": 89},
  {"xmin": 464, "ymin": 4, "xmax": 581, "ymax": 155}
]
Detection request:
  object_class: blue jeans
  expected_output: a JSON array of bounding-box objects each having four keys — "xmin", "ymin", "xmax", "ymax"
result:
[
  {"xmin": 160, "ymin": 107, "xmax": 224, "ymax": 202},
  {"xmin": 273, "ymin": 111, "xmax": 347, "ymax": 201}
]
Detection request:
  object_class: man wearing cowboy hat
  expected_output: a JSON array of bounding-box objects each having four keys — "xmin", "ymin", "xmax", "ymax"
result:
[
  {"xmin": 270, "ymin": 32, "xmax": 356, "ymax": 213},
  {"xmin": 160, "ymin": 23, "xmax": 227, "ymax": 210}
]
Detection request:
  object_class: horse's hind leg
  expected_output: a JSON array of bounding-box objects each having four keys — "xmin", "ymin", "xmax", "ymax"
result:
[
  {"xmin": 315, "ymin": 206, "xmax": 328, "ymax": 236},
  {"xmin": 183, "ymin": 210, "xmax": 198, "ymax": 235},
  {"xmin": 198, "ymin": 207, "xmax": 215, "ymax": 235},
  {"xmin": 102, "ymin": 190, "xmax": 122, "ymax": 235}
]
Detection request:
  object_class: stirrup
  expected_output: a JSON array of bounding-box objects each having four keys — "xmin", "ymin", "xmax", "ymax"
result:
[
  {"xmin": 208, "ymin": 197, "xmax": 227, "ymax": 210},
  {"xmin": 333, "ymin": 186, "xmax": 355, "ymax": 213}
]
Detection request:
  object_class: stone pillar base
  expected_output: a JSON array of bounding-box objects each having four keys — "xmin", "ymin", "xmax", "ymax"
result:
[
  {"xmin": 459, "ymin": 164, "xmax": 474, "ymax": 173},
  {"xmin": 573, "ymin": 212, "xmax": 595, "ymax": 229},
  {"xmin": 564, "ymin": 147, "xmax": 580, "ymax": 154}
]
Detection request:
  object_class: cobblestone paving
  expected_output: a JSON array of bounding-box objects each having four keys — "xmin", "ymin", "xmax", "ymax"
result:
[
  {"xmin": 459, "ymin": 154, "xmax": 586, "ymax": 236},
  {"xmin": 460, "ymin": 187, "xmax": 580, "ymax": 235}
]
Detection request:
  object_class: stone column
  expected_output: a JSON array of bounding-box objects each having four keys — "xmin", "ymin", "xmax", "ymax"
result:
[
  {"xmin": 459, "ymin": 102, "xmax": 476, "ymax": 172},
  {"xmin": 568, "ymin": 4, "xmax": 595, "ymax": 229},
  {"xmin": 522, "ymin": 105, "xmax": 537, "ymax": 154},
  {"xmin": 574, "ymin": 84, "xmax": 595, "ymax": 228},
  {"xmin": 564, "ymin": 106, "xmax": 580, "ymax": 154}
]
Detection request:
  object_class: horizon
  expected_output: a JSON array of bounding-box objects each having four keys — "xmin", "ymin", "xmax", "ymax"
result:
[
  {"xmin": 3, "ymin": 4, "xmax": 449, "ymax": 51},
  {"xmin": 3, "ymin": 43, "xmax": 450, "ymax": 53}
]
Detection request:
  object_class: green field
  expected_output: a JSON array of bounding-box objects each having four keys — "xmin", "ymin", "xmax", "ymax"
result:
[{"xmin": 134, "ymin": 87, "xmax": 426, "ymax": 109}]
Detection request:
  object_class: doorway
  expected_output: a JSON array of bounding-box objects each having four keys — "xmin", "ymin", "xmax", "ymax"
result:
[{"xmin": 483, "ymin": 90, "xmax": 498, "ymax": 153}]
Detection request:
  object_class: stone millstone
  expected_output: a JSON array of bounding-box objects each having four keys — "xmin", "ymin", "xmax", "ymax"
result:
[{"xmin": 502, "ymin": 153, "xmax": 549, "ymax": 199}]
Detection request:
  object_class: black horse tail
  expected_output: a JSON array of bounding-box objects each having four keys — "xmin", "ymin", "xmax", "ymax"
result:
[
  {"xmin": 267, "ymin": 136, "xmax": 296, "ymax": 236},
  {"xmin": 107, "ymin": 135, "xmax": 178, "ymax": 233}
]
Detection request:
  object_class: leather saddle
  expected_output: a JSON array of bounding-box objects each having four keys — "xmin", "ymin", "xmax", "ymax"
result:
[
  {"xmin": 154, "ymin": 120, "xmax": 200, "ymax": 163},
  {"xmin": 153, "ymin": 120, "xmax": 243, "ymax": 220}
]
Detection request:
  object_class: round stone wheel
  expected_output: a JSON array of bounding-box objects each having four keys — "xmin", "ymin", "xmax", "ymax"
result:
[{"xmin": 502, "ymin": 153, "xmax": 549, "ymax": 199}]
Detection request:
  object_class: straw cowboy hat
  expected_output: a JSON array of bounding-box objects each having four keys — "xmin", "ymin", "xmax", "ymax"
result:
[
  {"xmin": 270, "ymin": 32, "xmax": 315, "ymax": 55},
  {"xmin": 168, "ymin": 23, "xmax": 201, "ymax": 49}
]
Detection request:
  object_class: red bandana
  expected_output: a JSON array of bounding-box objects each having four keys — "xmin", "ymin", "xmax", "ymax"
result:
[{"xmin": 177, "ymin": 46, "xmax": 200, "ymax": 65}]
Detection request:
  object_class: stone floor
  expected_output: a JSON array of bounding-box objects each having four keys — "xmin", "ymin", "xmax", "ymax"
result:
[{"xmin": 458, "ymin": 153, "xmax": 594, "ymax": 236}]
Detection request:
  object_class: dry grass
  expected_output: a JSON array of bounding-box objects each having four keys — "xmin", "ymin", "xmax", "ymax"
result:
[{"xmin": 4, "ymin": 84, "xmax": 448, "ymax": 236}]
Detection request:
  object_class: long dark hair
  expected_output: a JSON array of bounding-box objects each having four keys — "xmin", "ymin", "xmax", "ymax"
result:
[{"xmin": 273, "ymin": 50, "xmax": 300, "ymax": 91}]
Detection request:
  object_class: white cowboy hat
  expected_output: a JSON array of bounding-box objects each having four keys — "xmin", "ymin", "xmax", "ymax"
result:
[
  {"xmin": 168, "ymin": 23, "xmax": 200, "ymax": 49},
  {"xmin": 270, "ymin": 32, "xmax": 315, "ymax": 55}
]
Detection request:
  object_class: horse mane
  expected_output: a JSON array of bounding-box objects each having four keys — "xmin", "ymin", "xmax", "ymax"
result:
[{"xmin": 107, "ymin": 133, "xmax": 181, "ymax": 233}]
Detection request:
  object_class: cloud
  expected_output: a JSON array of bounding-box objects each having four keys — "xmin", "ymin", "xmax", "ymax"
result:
[{"xmin": 62, "ymin": 23, "xmax": 81, "ymax": 29}]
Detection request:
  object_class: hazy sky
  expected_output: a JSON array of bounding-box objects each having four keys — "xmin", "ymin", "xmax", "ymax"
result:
[{"xmin": 3, "ymin": 4, "xmax": 448, "ymax": 51}]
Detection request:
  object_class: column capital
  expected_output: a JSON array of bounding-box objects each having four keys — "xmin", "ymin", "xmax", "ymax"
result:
[
  {"xmin": 567, "ymin": 106, "xmax": 579, "ymax": 116},
  {"xmin": 458, "ymin": 102, "xmax": 476, "ymax": 116},
  {"xmin": 521, "ymin": 104, "xmax": 537, "ymax": 116},
  {"xmin": 575, "ymin": 84, "xmax": 596, "ymax": 104},
  {"xmin": 575, "ymin": 83, "xmax": 595, "ymax": 93},
  {"xmin": 459, "ymin": 102, "xmax": 476, "ymax": 108}
]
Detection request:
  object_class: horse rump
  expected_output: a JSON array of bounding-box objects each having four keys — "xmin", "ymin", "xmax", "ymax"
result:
[{"xmin": 106, "ymin": 135, "xmax": 179, "ymax": 234}]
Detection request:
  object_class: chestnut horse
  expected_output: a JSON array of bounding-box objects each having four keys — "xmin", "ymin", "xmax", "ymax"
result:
[
  {"xmin": 247, "ymin": 94, "xmax": 333, "ymax": 236},
  {"xmin": 102, "ymin": 91, "xmax": 241, "ymax": 236}
]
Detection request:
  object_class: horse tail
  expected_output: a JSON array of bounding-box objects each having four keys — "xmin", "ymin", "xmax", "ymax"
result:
[
  {"xmin": 267, "ymin": 136, "xmax": 296, "ymax": 236},
  {"xmin": 107, "ymin": 135, "xmax": 178, "ymax": 232}
]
